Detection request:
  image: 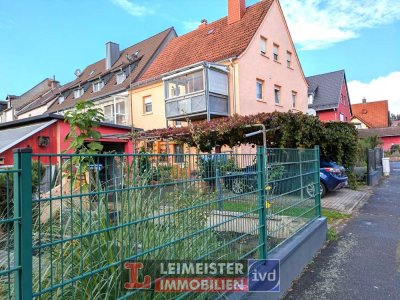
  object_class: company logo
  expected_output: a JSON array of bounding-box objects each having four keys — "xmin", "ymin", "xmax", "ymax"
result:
[
  {"xmin": 124, "ymin": 259, "xmax": 280, "ymax": 293},
  {"xmin": 248, "ymin": 259, "xmax": 280, "ymax": 292}
]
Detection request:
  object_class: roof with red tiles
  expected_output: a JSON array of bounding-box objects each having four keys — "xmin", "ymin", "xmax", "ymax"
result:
[
  {"xmin": 16, "ymin": 27, "xmax": 175, "ymax": 114},
  {"xmin": 140, "ymin": 0, "xmax": 274, "ymax": 81},
  {"xmin": 351, "ymin": 100, "xmax": 389, "ymax": 128}
]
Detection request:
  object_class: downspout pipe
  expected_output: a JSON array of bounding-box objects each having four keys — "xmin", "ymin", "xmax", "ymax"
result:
[{"xmin": 229, "ymin": 58, "xmax": 236, "ymax": 115}]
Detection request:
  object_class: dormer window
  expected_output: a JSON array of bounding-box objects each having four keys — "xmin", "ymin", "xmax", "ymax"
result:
[
  {"xmin": 308, "ymin": 94, "xmax": 314, "ymax": 105},
  {"xmin": 74, "ymin": 88, "xmax": 84, "ymax": 99},
  {"xmin": 58, "ymin": 96, "xmax": 65, "ymax": 104},
  {"xmin": 116, "ymin": 72, "xmax": 126, "ymax": 85},
  {"xmin": 93, "ymin": 81, "xmax": 104, "ymax": 93}
]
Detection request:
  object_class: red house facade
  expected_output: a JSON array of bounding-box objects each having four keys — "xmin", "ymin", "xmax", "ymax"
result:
[
  {"xmin": 307, "ymin": 70, "xmax": 352, "ymax": 122},
  {"xmin": 0, "ymin": 114, "xmax": 134, "ymax": 166}
]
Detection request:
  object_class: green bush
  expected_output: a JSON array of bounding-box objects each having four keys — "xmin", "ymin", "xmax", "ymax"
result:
[{"xmin": 390, "ymin": 144, "xmax": 400, "ymax": 154}]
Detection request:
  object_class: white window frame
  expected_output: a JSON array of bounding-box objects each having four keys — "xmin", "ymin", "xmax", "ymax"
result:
[
  {"xmin": 287, "ymin": 51, "xmax": 292, "ymax": 68},
  {"xmin": 116, "ymin": 72, "xmax": 126, "ymax": 85},
  {"xmin": 93, "ymin": 81, "xmax": 104, "ymax": 93},
  {"xmin": 259, "ymin": 36, "xmax": 267, "ymax": 55},
  {"xmin": 104, "ymin": 104, "xmax": 114, "ymax": 123},
  {"xmin": 273, "ymin": 44, "xmax": 279, "ymax": 61},
  {"xmin": 144, "ymin": 96, "xmax": 152, "ymax": 114},
  {"xmin": 58, "ymin": 96, "xmax": 65, "ymax": 104},
  {"xmin": 308, "ymin": 94, "xmax": 314, "ymax": 105},
  {"xmin": 340, "ymin": 113, "xmax": 345, "ymax": 122},
  {"xmin": 115, "ymin": 101, "xmax": 127, "ymax": 124},
  {"xmin": 292, "ymin": 91, "xmax": 297, "ymax": 108},
  {"xmin": 256, "ymin": 80, "xmax": 264, "ymax": 100},
  {"xmin": 274, "ymin": 85, "xmax": 281, "ymax": 104},
  {"xmin": 74, "ymin": 88, "xmax": 84, "ymax": 99}
]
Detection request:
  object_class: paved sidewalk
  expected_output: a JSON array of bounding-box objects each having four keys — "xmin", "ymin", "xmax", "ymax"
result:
[
  {"xmin": 284, "ymin": 162, "xmax": 400, "ymax": 300},
  {"xmin": 322, "ymin": 186, "xmax": 372, "ymax": 214}
]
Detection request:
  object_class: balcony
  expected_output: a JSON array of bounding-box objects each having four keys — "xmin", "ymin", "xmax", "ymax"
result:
[{"xmin": 164, "ymin": 62, "xmax": 229, "ymax": 121}]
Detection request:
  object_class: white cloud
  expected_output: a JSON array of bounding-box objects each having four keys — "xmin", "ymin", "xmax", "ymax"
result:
[
  {"xmin": 281, "ymin": 0, "xmax": 400, "ymax": 50},
  {"xmin": 348, "ymin": 72, "xmax": 400, "ymax": 115},
  {"xmin": 181, "ymin": 21, "xmax": 200, "ymax": 32},
  {"xmin": 110, "ymin": 0, "xmax": 154, "ymax": 17}
]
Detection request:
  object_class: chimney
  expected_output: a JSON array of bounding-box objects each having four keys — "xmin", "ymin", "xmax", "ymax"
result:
[
  {"xmin": 198, "ymin": 19, "xmax": 208, "ymax": 29},
  {"xmin": 228, "ymin": 0, "xmax": 246, "ymax": 25},
  {"xmin": 362, "ymin": 97, "xmax": 367, "ymax": 103},
  {"xmin": 106, "ymin": 42, "xmax": 120, "ymax": 70}
]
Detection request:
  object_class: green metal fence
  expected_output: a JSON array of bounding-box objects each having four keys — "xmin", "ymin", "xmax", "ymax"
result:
[{"xmin": 0, "ymin": 146, "xmax": 321, "ymax": 299}]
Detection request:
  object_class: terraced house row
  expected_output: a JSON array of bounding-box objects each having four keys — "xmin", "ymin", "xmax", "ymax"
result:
[{"xmin": 1, "ymin": 0, "xmax": 310, "ymax": 156}]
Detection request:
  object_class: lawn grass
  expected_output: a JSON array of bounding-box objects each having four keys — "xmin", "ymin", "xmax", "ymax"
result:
[{"xmin": 321, "ymin": 209, "xmax": 352, "ymax": 222}]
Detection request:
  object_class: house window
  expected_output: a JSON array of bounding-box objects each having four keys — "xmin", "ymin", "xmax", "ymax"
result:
[
  {"xmin": 165, "ymin": 70, "xmax": 204, "ymax": 99},
  {"xmin": 354, "ymin": 123, "xmax": 362, "ymax": 129},
  {"xmin": 274, "ymin": 85, "xmax": 281, "ymax": 104},
  {"xmin": 286, "ymin": 51, "xmax": 292, "ymax": 68},
  {"xmin": 308, "ymin": 94, "xmax": 314, "ymax": 105},
  {"xmin": 104, "ymin": 104, "xmax": 114, "ymax": 123},
  {"xmin": 116, "ymin": 72, "xmax": 126, "ymax": 85},
  {"xmin": 144, "ymin": 96, "xmax": 152, "ymax": 114},
  {"xmin": 273, "ymin": 44, "xmax": 279, "ymax": 61},
  {"xmin": 292, "ymin": 91, "xmax": 297, "ymax": 108},
  {"xmin": 175, "ymin": 121, "xmax": 182, "ymax": 127},
  {"xmin": 74, "ymin": 88, "xmax": 84, "ymax": 99},
  {"xmin": 259, "ymin": 36, "xmax": 267, "ymax": 55},
  {"xmin": 174, "ymin": 144, "xmax": 184, "ymax": 163},
  {"xmin": 58, "ymin": 96, "xmax": 65, "ymax": 104},
  {"xmin": 340, "ymin": 113, "xmax": 345, "ymax": 122},
  {"xmin": 116, "ymin": 101, "xmax": 126, "ymax": 124},
  {"xmin": 93, "ymin": 81, "xmax": 104, "ymax": 93},
  {"xmin": 256, "ymin": 80, "xmax": 264, "ymax": 100}
]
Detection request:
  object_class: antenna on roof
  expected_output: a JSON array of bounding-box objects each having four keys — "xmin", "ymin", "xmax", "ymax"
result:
[{"xmin": 74, "ymin": 69, "xmax": 82, "ymax": 77}]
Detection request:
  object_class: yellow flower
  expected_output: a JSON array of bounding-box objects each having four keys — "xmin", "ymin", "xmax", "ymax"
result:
[
  {"xmin": 265, "ymin": 185, "xmax": 272, "ymax": 191},
  {"xmin": 266, "ymin": 201, "xmax": 272, "ymax": 209}
]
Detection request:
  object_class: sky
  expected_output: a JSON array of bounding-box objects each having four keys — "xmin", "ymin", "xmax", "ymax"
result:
[{"xmin": 0, "ymin": 0, "xmax": 399, "ymax": 114}]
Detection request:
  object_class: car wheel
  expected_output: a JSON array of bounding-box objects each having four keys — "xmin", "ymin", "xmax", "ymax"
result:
[
  {"xmin": 305, "ymin": 182, "xmax": 327, "ymax": 198},
  {"xmin": 320, "ymin": 182, "xmax": 327, "ymax": 198},
  {"xmin": 232, "ymin": 178, "xmax": 245, "ymax": 194}
]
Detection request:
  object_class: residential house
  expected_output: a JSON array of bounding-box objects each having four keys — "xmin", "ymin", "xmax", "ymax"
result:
[
  {"xmin": 306, "ymin": 70, "xmax": 352, "ymax": 122},
  {"xmin": 0, "ymin": 78, "xmax": 60, "ymax": 123},
  {"xmin": 358, "ymin": 127, "xmax": 400, "ymax": 151},
  {"xmin": 392, "ymin": 120, "xmax": 400, "ymax": 127},
  {"xmin": 0, "ymin": 100, "xmax": 7, "ymax": 122},
  {"xmin": 18, "ymin": 28, "xmax": 176, "ymax": 125},
  {"xmin": 0, "ymin": 114, "xmax": 136, "ymax": 167},
  {"xmin": 351, "ymin": 99, "xmax": 390, "ymax": 129},
  {"xmin": 130, "ymin": 0, "xmax": 308, "ymax": 133}
]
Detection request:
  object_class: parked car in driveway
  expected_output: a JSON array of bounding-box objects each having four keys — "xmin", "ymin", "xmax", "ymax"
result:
[
  {"xmin": 225, "ymin": 158, "xmax": 348, "ymax": 198},
  {"xmin": 316, "ymin": 159, "xmax": 348, "ymax": 198}
]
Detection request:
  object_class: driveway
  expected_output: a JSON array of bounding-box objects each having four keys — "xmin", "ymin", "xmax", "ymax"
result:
[
  {"xmin": 322, "ymin": 186, "xmax": 372, "ymax": 214},
  {"xmin": 284, "ymin": 162, "xmax": 400, "ymax": 299}
]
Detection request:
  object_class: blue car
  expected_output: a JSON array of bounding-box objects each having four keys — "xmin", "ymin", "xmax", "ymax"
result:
[{"xmin": 318, "ymin": 159, "xmax": 348, "ymax": 197}]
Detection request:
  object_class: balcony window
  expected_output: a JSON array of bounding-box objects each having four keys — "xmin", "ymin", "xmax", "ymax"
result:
[
  {"xmin": 165, "ymin": 70, "xmax": 204, "ymax": 99},
  {"xmin": 115, "ymin": 101, "xmax": 126, "ymax": 124},
  {"xmin": 144, "ymin": 96, "xmax": 152, "ymax": 114},
  {"xmin": 104, "ymin": 104, "xmax": 114, "ymax": 123}
]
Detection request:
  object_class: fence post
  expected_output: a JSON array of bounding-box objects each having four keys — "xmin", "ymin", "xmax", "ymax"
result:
[
  {"xmin": 216, "ymin": 169, "xmax": 223, "ymax": 210},
  {"xmin": 256, "ymin": 147, "xmax": 267, "ymax": 259},
  {"xmin": 314, "ymin": 146, "xmax": 321, "ymax": 217},
  {"xmin": 13, "ymin": 148, "xmax": 33, "ymax": 300}
]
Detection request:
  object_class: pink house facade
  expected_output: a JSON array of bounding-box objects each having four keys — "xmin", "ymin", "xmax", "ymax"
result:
[{"xmin": 131, "ymin": 0, "xmax": 308, "ymax": 132}]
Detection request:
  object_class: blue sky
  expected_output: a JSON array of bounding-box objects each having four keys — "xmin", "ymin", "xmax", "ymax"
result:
[{"xmin": 1, "ymin": 0, "xmax": 399, "ymax": 113}]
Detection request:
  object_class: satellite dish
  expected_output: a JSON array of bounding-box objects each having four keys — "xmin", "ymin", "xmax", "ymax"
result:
[
  {"xmin": 307, "ymin": 108, "xmax": 317, "ymax": 116},
  {"xmin": 74, "ymin": 69, "xmax": 82, "ymax": 77}
]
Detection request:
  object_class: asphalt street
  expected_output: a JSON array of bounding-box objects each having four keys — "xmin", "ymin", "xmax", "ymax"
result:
[{"xmin": 284, "ymin": 162, "xmax": 400, "ymax": 300}]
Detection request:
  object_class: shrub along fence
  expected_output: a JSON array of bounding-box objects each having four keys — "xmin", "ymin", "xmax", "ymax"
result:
[{"xmin": 0, "ymin": 146, "xmax": 321, "ymax": 299}]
